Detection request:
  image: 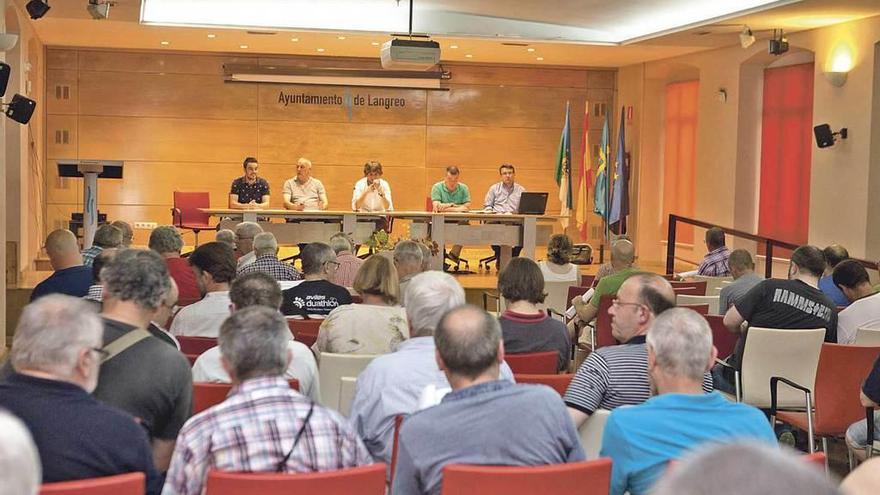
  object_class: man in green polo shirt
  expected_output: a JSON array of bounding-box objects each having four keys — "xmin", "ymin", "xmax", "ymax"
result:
[
  {"xmin": 572, "ymin": 239, "xmax": 638, "ymax": 326},
  {"xmin": 431, "ymin": 166, "xmax": 471, "ymax": 212}
]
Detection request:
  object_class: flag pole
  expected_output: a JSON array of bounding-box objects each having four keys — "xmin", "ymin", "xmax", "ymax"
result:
[{"xmin": 604, "ymin": 109, "xmax": 612, "ymax": 253}]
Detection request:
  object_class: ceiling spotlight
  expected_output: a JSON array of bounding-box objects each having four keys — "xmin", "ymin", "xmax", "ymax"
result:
[
  {"xmin": 739, "ymin": 26, "xmax": 755, "ymax": 49},
  {"xmin": 769, "ymin": 29, "xmax": 789, "ymax": 56},
  {"xmin": 87, "ymin": 0, "xmax": 114, "ymax": 20},
  {"xmin": 465, "ymin": 54, "xmax": 473, "ymax": 58},
  {"xmin": 536, "ymin": 57, "xmax": 544, "ymax": 61},
  {"xmin": 290, "ymin": 37, "xmax": 299, "ymax": 42},
  {"xmin": 527, "ymin": 48, "xmax": 535, "ymax": 52},
  {"xmin": 337, "ymin": 36, "xmax": 346, "ymax": 40},
  {"xmin": 239, "ymin": 44, "xmax": 248, "ymax": 49},
  {"xmin": 450, "ymin": 45, "xmax": 458, "ymax": 49},
  {"xmin": 371, "ymin": 41, "xmax": 379, "ymax": 46},
  {"xmin": 317, "ymin": 48, "xmax": 325, "ymax": 52},
  {"xmin": 25, "ymin": 0, "xmax": 50, "ymax": 20},
  {"xmin": 207, "ymin": 34, "xmax": 216, "ymax": 39},
  {"xmin": 160, "ymin": 41, "xmax": 169, "ymax": 46}
]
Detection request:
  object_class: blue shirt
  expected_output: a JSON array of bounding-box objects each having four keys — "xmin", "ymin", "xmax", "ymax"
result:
[
  {"xmin": 600, "ymin": 392, "xmax": 776, "ymax": 495},
  {"xmin": 30, "ymin": 265, "xmax": 94, "ymax": 301},
  {"xmin": 483, "ymin": 182, "xmax": 525, "ymax": 213},
  {"xmin": 819, "ymin": 275, "xmax": 850, "ymax": 307},
  {"xmin": 0, "ymin": 373, "xmax": 162, "ymax": 494}
]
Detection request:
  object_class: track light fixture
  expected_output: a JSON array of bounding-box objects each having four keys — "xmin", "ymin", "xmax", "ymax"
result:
[
  {"xmin": 769, "ymin": 29, "xmax": 789, "ymax": 56},
  {"xmin": 87, "ymin": 0, "xmax": 114, "ymax": 20},
  {"xmin": 25, "ymin": 0, "xmax": 50, "ymax": 20},
  {"xmin": 739, "ymin": 26, "xmax": 755, "ymax": 49}
]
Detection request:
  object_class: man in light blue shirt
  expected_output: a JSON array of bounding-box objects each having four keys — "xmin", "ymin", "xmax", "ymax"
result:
[
  {"xmin": 350, "ymin": 272, "xmax": 514, "ymax": 467},
  {"xmin": 484, "ymin": 163, "xmax": 525, "ymax": 264},
  {"xmin": 600, "ymin": 308, "xmax": 776, "ymax": 495}
]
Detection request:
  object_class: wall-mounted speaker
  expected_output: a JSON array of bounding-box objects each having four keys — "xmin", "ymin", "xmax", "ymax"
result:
[
  {"xmin": 6, "ymin": 94, "xmax": 36, "ymax": 124},
  {"xmin": 814, "ymin": 124, "xmax": 834, "ymax": 148},
  {"xmin": 0, "ymin": 62, "xmax": 9, "ymax": 97}
]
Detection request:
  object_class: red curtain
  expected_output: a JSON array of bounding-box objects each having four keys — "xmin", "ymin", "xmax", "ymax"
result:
[
  {"xmin": 758, "ymin": 63, "xmax": 814, "ymax": 248},
  {"xmin": 663, "ymin": 80, "xmax": 699, "ymax": 243}
]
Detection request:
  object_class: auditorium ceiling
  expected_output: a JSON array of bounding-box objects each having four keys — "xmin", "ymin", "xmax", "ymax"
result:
[{"xmin": 12, "ymin": 0, "xmax": 880, "ymax": 67}]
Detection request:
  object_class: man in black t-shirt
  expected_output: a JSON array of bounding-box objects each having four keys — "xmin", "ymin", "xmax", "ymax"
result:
[
  {"xmin": 721, "ymin": 245, "xmax": 837, "ymax": 374},
  {"xmin": 845, "ymin": 354, "xmax": 880, "ymax": 458},
  {"xmin": 229, "ymin": 156, "xmax": 270, "ymax": 209},
  {"xmin": 281, "ymin": 242, "xmax": 352, "ymax": 318}
]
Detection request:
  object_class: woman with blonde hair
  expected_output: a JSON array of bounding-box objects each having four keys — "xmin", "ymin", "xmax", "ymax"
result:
[{"xmin": 314, "ymin": 254, "xmax": 408, "ymax": 355}]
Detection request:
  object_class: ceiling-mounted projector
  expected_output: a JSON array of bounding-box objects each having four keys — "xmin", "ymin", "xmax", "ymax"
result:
[{"xmin": 380, "ymin": 38, "xmax": 440, "ymax": 70}]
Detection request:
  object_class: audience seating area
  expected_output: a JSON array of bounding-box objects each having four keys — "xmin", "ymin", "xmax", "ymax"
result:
[{"xmin": 440, "ymin": 458, "xmax": 612, "ymax": 495}]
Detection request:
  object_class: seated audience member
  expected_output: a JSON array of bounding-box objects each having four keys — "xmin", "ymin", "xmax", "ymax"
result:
[
  {"xmin": 833, "ymin": 259, "xmax": 880, "ymax": 344},
  {"xmin": 571, "ymin": 238, "xmax": 637, "ymax": 328},
  {"xmin": 846, "ymin": 352, "xmax": 880, "ymax": 459},
  {"xmin": 214, "ymin": 229, "xmax": 236, "ymax": 250},
  {"xmin": 820, "ymin": 244, "xmax": 852, "ymax": 307},
  {"xmin": 95, "ymin": 249, "xmax": 192, "ymax": 472},
  {"xmin": 314, "ymin": 255, "xmax": 408, "ymax": 355},
  {"xmin": 281, "ymin": 242, "xmax": 352, "ymax": 318},
  {"xmin": 0, "ymin": 410, "xmax": 41, "ymax": 495},
  {"xmin": 539, "ymin": 234, "xmax": 579, "ymax": 283},
  {"xmin": 720, "ymin": 245, "xmax": 837, "ymax": 390},
  {"xmin": 228, "ymin": 156, "xmax": 270, "ymax": 210},
  {"xmin": 590, "ymin": 235, "xmax": 635, "ymax": 288},
  {"xmin": 233, "ymin": 221, "xmax": 263, "ymax": 269},
  {"xmin": 84, "ymin": 247, "xmax": 117, "ymax": 303},
  {"xmin": 394, "ymin": 240, "xmax": 424, "ymax": 304},
  {"xmin": 393, "ymin": 305, "xmax": 584, "ymax": 495},
  {"xmin": 237, "ymin": 232, "xmax": 302, "ymax": 281},
  {"xmin": 192, "ymin": 272, "xmax": 320, "ymax": 402},
  {"xmin": 0, "ymin": 295, "xmax": 162, "ymax": 494},
  {"xmin": 498, "ymin": 257, "xmax": 570, "ymax": 372},
  {"xmin": 566, "ymin": 274, "xmax": 711, "ymax": 426},
  {"xmin": 170, "ymin": 242, "xmax": 236, "ymax": 338},
  {"xmin": 697, "ymin": 227, "xmax": 731, "ymax": 277},
  {"xmin": 148, "ymin": 278, "xmax": 180, "ymax": 349},
  {"xmin": 718, "ymin": 249, "xmax": 763, "ymax": 313},
  {"xmin": 81, "ymin": 224, "xmax": 123, "ymax": 267},
  {"xmin": 601, "ymin": 308, "xmax": 776, "ymax": 495},
  {"xmin": 352, "ymin": 160, "xmax": 393, "ymax": 212},
  {"xmin": 149, "ymin": 226, "xmax": 201, "ymax": 304},
  {"xmin": 843, "ymin": 457, "xmax": 880, "ymax": 495},
  {"xmin": 163, "ymin": 307, "xmax": 371, "ymax": 495},
  {"xmin": 652, "ymin": 443, "xmax": 838, "ymax": 495},
  {"xmin": 31, "ymin": 229, "xmax": 94, "ymax": 301},
  {"xmin": 418, "ymin": 242, "xmax": 432, "ymax": 271},
  {"xmin": 329, "ymin": 232, "xmax": 363, "ymax": 287},
  {"xmin": 111, "ymin": 220, "xmax": 134, "ymax": 247},
  {"xmin": 283, "ymin": 157, "xmax": 328, "ymax": 211}
]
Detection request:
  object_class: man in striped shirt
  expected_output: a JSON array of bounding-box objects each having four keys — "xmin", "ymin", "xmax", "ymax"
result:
[
  {"xmin": 163, "ymin": 306, "xmax": 371, "ymax": 495},
  {"xmin": 564, "ymin": 273, "xmax": 713, "ymax": 427}
]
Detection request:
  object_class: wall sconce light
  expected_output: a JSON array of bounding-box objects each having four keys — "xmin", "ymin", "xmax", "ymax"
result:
[{"xmin": 823, "ymin": 71, "xmax": 847, "ymax": 87}]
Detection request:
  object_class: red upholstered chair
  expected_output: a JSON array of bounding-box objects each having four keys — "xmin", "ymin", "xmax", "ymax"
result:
[
  {"xmin": 679, "ymin": 303, "xmax": 709, "ymax": 315},
  {"xmin": 425, "ymin": 196, "xmax": 434, "ymax": 212},
  {"xmin": 803, "ymin": 452, "xmax": 827, "ymax": 470},
  {"xmin": 171, "ymin": 191, "xmax": 213, "ymax": 246},
  {"xmin": 704, "ymin": 314, "xmax": 738, "ymax": 360},
  {"xmin": 771, "ymin": 343, "xmax": 880, "ymax": 453},
  {"xmin": 205, "ymin": 464, "xmax": 386, "ymax": 495},
  {"xmin": 514, "ymin": 373, "xmax": 574, "ymax": 397},
  {"xmin": 593, "ymin": 295, "xmax": 617, "ymax": 349},
  {"xmin": 40, "ymin": 472, "xmax": 145, "ymax": 495},
  {"xmin": 287, "ymin": 319, "xmax": 323, "ymax": 348},
  {"xmin": 505, "ymin": 351, "xmax": 558, "ymax": 375},
  {"xmin": 670, "ymin": 281, "xmax": 708, "ymax": 296},
  {"xmin": 177, "ymin": 336, "xmax": 218, "ymax": 356},
  {"xmin": 193, "ymin": 380, "xmax": 300, "ymax": 414},
  {"xmin": 185, "ymin": 354, "xmax": 199, "ymax": 366},
  {"xmin": 580, "ymin": 274, "xmax": 595, "ymax": 287},
  {"xmin": 440, "ymin": 458, "xmax": 612, "ymax": 495},
  {"xmin": 566, "ymin": 285, "xmax": 591, "ymax": 318}
]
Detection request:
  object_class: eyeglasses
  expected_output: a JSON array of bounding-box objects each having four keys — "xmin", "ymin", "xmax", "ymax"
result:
[
  {"xmin": 612, "ymin": 299, "xmax": 645, "ymax": 310},
  {"xmin": 324, "ymin": 260, "xmax": 341, "ymax": 269},
  {"xmin": 89, "ymin": 347, "xmax": 110, "ymax": 360}
]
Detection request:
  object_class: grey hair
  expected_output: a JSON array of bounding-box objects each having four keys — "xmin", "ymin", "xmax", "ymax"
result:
[
  {"xmin": 405, "ymin": 271, "xmax": 465, "ymax": 337},
  {"xmin": 93, "ymin": 224, "xmax": 123, "ymax": 249},
  {"xmin": 0, "ymin": 411, "xmax": 41, "ymax": 495},
  {"xmin": 148, "ymin": 226, "xmax": 184, "ymax": 254},
  {"xmin": 101, "ymin": 248, "xmax": 171, "ymax": 310},
  {"xmin": 219, "ymin": 306, "xmax": 289, "ymax": 381},
  {"xmin": 394, "ymin": 240, "xmax": 423, "ymax": 270},
  {"xmin": 652, "ymin": 442, "xmax": 839, "ymax": 495},
  {"xmin": 418, "ymin": 243, "xmax": 432, "ymax": 271},
  {"xmin": 10, "ymin": 295, "xmax": 103, "ymax": 376},
  {"xmin": 646, "ymin": 307, "xmax": 713, "ymax": 381},
  {"xmin": 435, "ymin": 305, "xmax": 501, "ymax": 379},
  {"xmin": 329, "ymin": 233, "xmax": 353, "ymax": 254},
  {"xmin": 215, "ymin": 229, "xmax": 236, "ymax": 247},
  {"xmin": 230, "ymin": 272, "xmax": 282, "ymax": 310},
  {"xmin": 253, "ymin": 232, "xmax": 278, "ymax": 256},
  {"xmin": 234, "ymin": 221, "xmax": 263, "ymax": 239},
  {"xmin": 301, "ymin": 242, "xmax": 336, "ymax": 275}
]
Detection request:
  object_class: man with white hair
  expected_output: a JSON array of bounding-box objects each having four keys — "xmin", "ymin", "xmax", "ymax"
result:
[
  {"xmin": 234, "ymin": 221, "xmax": 264, "ymax": 269},
  {"xmin": 0, "ymin": 410, "xmax": 41, "ymax": 495},
  {"xmin": 283, "ymin": 157, "xmax": 328, "ymax": 211},
  {"xmin": 600, "ymin": 308, "xmax": 776, "ymax": 495},
  {"xmin": 393, "ymin": 240, "xmax": 424, "ymax": 305},
  {"xmin": 350, "ymin": 272, "xmax": 514, "ymax": 467},
  {"xmin": 31, "ymin": 229, "xmax": 94, "ymax": 301},
  {"xmin": 215, "ymin": 229, "xmax": 236, "ymax": 249},
  {"xmin": 0, "ymin": 295, "xmax": 161, "ymax": 493},
  {"xmin": 237, "ymin": 232, "xmax": 302, "ymax": 281},
  {"xmin": 329, "ymin": 232, "xmax": 363, "ymax": 287}
]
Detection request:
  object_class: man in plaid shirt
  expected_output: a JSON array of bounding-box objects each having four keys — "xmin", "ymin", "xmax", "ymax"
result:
[
  {"xmin": 236, "ymin": 232, "xmax": 302, "ymax": 281},
  {"xmin": 697, "ymin": 227, "xmax": 731, "ymax": 277},
  {"xmin": 163, "ymin": 306, "xmax": 371, "ymax": 495}
]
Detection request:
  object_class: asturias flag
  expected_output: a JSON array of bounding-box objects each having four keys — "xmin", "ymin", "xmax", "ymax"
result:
[
  {"xmin": 555, "ymin": 101, "xmax": 573, "ymax": 229},
  {"xmin": 609, "ymin": 106, "xmax": 629, "ymax": 234},
  {"xmin": 593, "ymin": 112, "xmax": 610, "ymax": 221}
]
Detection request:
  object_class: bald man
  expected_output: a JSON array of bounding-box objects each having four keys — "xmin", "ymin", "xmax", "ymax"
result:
[
  {"xmin": 283, "ymin": 157, "xmax": 328, "ymax": 211},
  {"xmin": 31, "ymin": 229, "xmax": 94, "ymax": 301},
  {"xmin": 572, "ymin": 239, "xmax": 637, "ymax": 327}
]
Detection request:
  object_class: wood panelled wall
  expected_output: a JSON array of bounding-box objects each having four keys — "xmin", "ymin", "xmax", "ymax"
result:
[{"xmin": 45, "ymin": 49, "xmax": 615, "ymax": 245}]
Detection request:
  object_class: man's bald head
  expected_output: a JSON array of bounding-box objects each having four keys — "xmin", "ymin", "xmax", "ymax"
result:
[
  {"xmin": 611, "ymin": 239, "xmax": 635, "ymax": 268},
  {"xmin": 45, "ymin": 229, "xmax": 81, "ymax": 270},
  {"xmin": 435, "ymin": 305, "xmax": 502, "ymax": 380}
]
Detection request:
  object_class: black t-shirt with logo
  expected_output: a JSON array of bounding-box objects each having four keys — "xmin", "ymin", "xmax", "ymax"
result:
[{"xmin": 281, "ymin": 280, "xmax": 353, "ymax": 318}]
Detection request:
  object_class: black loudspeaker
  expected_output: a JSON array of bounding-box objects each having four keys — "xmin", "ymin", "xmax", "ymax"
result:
[
  {"xmin": 814, "ymin": 124, "xmax": 834, "ymax": 148},
  {"xmin": 0, "ymin": 63, "xmax": 9, "ymax": 97},
  {"xmin": 6, "ymin": 94, "xmax": 36, "ymax": 124}
]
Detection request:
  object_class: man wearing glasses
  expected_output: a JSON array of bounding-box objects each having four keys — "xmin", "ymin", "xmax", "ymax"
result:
[
  {"xmin": 564, "ymin": 274, "xmax": 713, "ymax": 428},
  {"xmin": 281, "ymin": 242, "xmax": 352, "ymax": 319}
]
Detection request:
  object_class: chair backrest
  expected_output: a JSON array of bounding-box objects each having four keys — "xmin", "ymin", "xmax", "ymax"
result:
[
  {"xmin": 679, "ymin": 303, "xmax": 710, "ymax": 315},
  {"xmin": 854, "ymin": 327, "xmax": 880, "ymax": 346},
  {"xmin": 740, "ymin": 327, "xmax": 826, "ymax": 409},
  {"xmin": 671, "ymin": 281, "xmax": 707, "ymax": 296},
  {"xmin": 425, "ymin": 196, "xmax": 434, "ymax": 212},
  {"xmin": 566, "ymin": 286, "xmax": 591, "ymax": 314},
  {"xmin": 40, "ymin": 473, "xmax": 145, "ymax": 495},
  {"xmin": 812, "ymin": 344, "xmax": 880, "ymax": 433},
  {"xmin": 172, "ymin": 191, "xmax": 211, "ymax": 227},
  {"xmin": 205, "ymin": 464, "xmax": 387, "ymax": 495},
  {"xmin": 580, "ymin": 274, "xmax": 595, "ymax": 287},
  {"xmin": 440, "ymin": 458, "xmax": 612, "ymax": 495},
  {"xmin": 578, "ymin": 409, "xmax": 610, "ymax": 459},
  {"xmin": 185, "ymin": 353, "xmax": 199, "ymax": 366},
  {"xmin": 595, "ymin": 295, "xmax": 617, "ymax": 348},
  {"xmin": 704, "ymin": 314, "xmax": 738, "ymax": 360},
  {"xmin": 318, "ymin": 353, "xmax": 378, "ymax": 411},
  {"xmin": 505, "ymin": 351, "xmax": 558, "ymax": 375},
  {"xmin": 178, "ymin": 336, "xmax": 218, "ymax": 356},
  {"xmin": 287, "ymin": 319, "xmax": 323, "ymax": 348},
  {"xmin": 337, "ymin": 376, "xmax": 358, "ymax": 417},
  {"xmin": 193, "ymin": 380, "xmax": 300, "ymax": 414},
  {"xmin": 514, "ymin": 373, "xmax": 574, "ymax": 397},
  {"xmin": 540, "ymin": 281, "xmax": 574, "ymax": 318},
  {"xmin": 390, "ymin": 415, "xmax": 405, "ymax": 487},
  {"xmin": 689, "ymin": 275, "xmax": 733, "ymax": 294},
  {"xmin": 676, "ymin": 294, "xmax": 720, "ymax": 315}
]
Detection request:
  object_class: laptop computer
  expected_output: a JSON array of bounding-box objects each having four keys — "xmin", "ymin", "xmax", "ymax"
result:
[{"xmin": 518, "ymin": 192, "xmax": 549, "ymax": 215}]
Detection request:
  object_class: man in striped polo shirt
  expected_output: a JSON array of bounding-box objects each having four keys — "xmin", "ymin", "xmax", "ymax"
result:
[{"xmin": 564, "ymin": 273, "xmax": 713, "ymax": 427}]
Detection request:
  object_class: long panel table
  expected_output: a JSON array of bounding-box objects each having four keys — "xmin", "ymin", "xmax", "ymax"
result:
[{"xmin": 202, "ymin": 209, "xmax": 560, "ymax": 270}]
